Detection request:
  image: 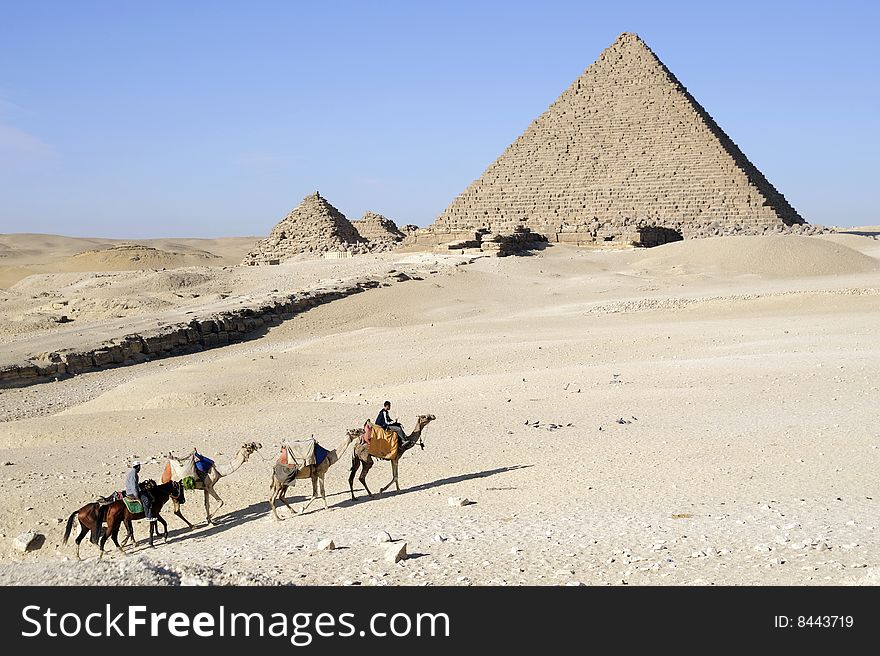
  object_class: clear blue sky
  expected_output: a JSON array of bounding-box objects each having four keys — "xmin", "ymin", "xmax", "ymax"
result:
[{"xmin": 1, "ymin": 0, "xmax": 877, "ymax": 238}]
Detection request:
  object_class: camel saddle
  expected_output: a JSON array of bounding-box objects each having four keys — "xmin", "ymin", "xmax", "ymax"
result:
[
  {"xmin": 164, "ymin": 451, "xmax": 213, "ymax": 483},
  {"xmin": 164, "ymin": 452, "xmax": 197, "ymax": 482},
  {"xmin": 360, "ymin": 421, "xmax": 399, "ymax": 461},
  {"xmin": 279, "ymin": 439, "xmax": 317, "ymax": 469},
  {"xmin": 274, "ymin": 440, "xmax": 331, "ymax": 485}
]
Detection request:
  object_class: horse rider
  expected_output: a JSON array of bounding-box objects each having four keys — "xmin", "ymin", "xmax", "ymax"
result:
[
  {"xmin": 376, "ymin": 400, "xmax": 407, "ymax": 445},
  {"xmin": 125, "ymin": 460, "xmax": 155, "ymax": 523}
]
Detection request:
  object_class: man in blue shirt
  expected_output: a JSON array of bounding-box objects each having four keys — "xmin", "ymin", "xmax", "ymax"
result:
[
  {"xmin": 376, "ymin": 401, "xmax": 407, "ymax": 445},
  {"xmin": 124, "ymin": 460, "xmax": 154, "ymax": 521}
]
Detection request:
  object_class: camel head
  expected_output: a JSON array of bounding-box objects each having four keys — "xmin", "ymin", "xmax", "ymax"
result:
[
  {"xmin": 416, "ymin": 414, "xmax": 436, "ymax": 429},
  {"xmin": 239, "ymin": 441, "xmax": 262, "ymax": 461},
  {"xmin": 347, "ymin": 428, "xmax": 364, "ymax": 443}
]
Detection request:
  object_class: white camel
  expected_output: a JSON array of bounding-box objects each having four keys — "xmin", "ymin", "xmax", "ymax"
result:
[{"xmin": 162, "ymin": 441, "xmax": 262, "ymax": 525}]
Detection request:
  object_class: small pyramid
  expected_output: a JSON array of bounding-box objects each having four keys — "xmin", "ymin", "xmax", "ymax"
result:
[
  {"xmin": 352, "ymin": 211, "xmax": 406, "ymax": 247},
  {"xmin": 242, "ymin": 192, "xmax": 366, "ymax": 264},
  {"xmin": 425, "ymin": 32, "xmax": 809, "ymax": 247}
]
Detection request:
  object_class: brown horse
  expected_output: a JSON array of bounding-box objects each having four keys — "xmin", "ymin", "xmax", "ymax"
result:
[
  {"xmin": 97, "ymin": 481, "xmax": 186, "ymax": 554},
  {"xmin": 62, "ymin": 500, "xmax": 134, "ymax": 560}
]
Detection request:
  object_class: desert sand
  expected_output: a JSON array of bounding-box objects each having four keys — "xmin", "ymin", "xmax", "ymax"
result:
[
  {"xmin": 0, "ymin": 232, "xmax": 878, "ymax": 585},
  {"xmin": 0, "ymin": 233, "xmax": 257, "ymax": 289}
]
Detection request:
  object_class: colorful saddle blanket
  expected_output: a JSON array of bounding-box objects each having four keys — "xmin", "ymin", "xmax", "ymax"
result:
[
  {"xmin": 123, "ymin": 496, "xmax": 143, "ymax": 514},
  {"xmin": 274, "ymin": 441, "xmax": 330, "ymax": 485},
  {"xmin": 194, "ymin": 452, "xmax": 214, "ymax": 474},
  {"xmin": 164, "ymin": 451, "xmax": 213, "ymax": 483},
  {"xmin": 362, "ymin": 421, "xmax": 399, "ymax": 460}
]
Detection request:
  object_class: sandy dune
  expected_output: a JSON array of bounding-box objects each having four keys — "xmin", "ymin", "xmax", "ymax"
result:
[
  {"xmin": 0, "ymin": 233, "xmax": 878, "ymax": 585},
  {"xmin": 0, "ymin": 233, "xmax": 257, "ymax": 288}
]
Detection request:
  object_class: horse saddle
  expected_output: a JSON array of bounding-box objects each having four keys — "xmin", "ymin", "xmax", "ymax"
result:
[
  {"xmin": 96, "ymin": 491, "xmax": 123, "ymax": 507},
  {"xmin": 123, "ymin": 496, "xmax": 144, "ymax": 514}
]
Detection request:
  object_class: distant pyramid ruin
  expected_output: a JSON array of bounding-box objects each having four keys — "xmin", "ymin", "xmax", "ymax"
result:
[
  {"xmin": 419, "ymin": 32, "xmax": 811, "ymax": 248},
  {"xmin": 243, "ymin": 192, "xmax": 367, "ymax": 264},
  {"xmin": 352, "ymin": 211, "xmax": 406, "ymax": 250}
]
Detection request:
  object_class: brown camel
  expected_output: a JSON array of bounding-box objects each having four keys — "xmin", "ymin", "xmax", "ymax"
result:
[
  {"xmin": 162, "ymin": 441, "xmax": 262, "ymax": 525},
  {"xmin": 268, "ymin": 430, "xmax": 360, "ymax": 520},
  {"xmin": 348, "ymin": 414, "xmax": 435, "ymax": 499}
]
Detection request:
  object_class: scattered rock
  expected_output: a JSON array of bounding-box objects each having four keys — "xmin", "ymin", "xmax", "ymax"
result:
[
  {"xmin": 448, "ymin": 496, "xmax": 473, "ymax": 507},
  {"xmin": 385, "ymin": 542, "xmax": 407, "ymax": 564},
  {"xmin": 316, "ymin": 538, "xmax": 335, "ymax": 551},
  {"xmin": 376, "ymin": 531, "xmax": 392, "ymax": 544},
  {"xmin": 12, "ymin": 531, "xmax": 44, "ymax": 553}
]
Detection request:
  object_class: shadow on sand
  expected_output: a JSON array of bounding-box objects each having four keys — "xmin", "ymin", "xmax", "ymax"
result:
[
  {"xmin": 105, "ymin": 463, "xmax": 533, "ymax": 556},
  {"xmin": 337, "ymin": 463, "xmax": 534, "ymax": 509}
]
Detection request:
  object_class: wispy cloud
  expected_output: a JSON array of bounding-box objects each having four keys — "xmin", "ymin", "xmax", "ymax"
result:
[{"xmin": 0, "ymin": 96, "xmax": 57, "ymax": 168}]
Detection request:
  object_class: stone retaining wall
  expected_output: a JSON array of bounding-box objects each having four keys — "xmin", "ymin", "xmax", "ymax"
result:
[{"xmin": 0, "ymin": 271, "xmax": 419, "ymax": 389}]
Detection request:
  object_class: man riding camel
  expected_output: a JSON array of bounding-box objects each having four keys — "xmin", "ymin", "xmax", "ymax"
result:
[
  {"xmin": 125, "ymin": 460, "xmax": 155, "ymax": 523},
  {"xmin": 376, "ymin": 401, "xmax": 407, "ymax": 445}
]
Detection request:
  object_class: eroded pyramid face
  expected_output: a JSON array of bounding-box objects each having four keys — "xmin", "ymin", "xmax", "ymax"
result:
[{"xmin": 430, "ymin": 32, "xmax": 804, "ymax": 246}]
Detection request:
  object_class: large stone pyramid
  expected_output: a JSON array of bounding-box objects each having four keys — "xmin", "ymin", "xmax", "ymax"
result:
[
  {"xmin": 421, "ymin": 32, "xmax": 809, "ymax": 247},
  {"xmin": 243, "ymin": 192, "xmax": 367, "ymax": 264}
]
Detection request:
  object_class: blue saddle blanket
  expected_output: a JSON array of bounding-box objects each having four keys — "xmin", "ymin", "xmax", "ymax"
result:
[
  {"xmin": 314, "ymin": 444, "xmax": 329, "ymax": 466},
  {"xmin": 194, "ymin": 452, "xmax": 214, "ymax": 473}
]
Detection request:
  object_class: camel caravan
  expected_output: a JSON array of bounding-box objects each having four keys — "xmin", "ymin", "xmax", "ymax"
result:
[{"xmin": 62, "ymin": 402, "xmax": 435, "ymax": 559}]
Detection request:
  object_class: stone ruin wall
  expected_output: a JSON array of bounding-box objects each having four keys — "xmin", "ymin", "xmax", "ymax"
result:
[{"xmin": 0, "ymin": 270, "xmax": 422, "ymax": 389}]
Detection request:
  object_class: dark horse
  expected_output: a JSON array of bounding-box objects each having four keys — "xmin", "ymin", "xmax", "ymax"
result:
[{"xmin": 62, "ymin": 480, "xmax": 186, "ymax": 559}]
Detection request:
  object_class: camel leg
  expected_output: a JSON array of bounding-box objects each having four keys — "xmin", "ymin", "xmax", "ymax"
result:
[
  {"xmin": 359, "ymin": 458, "xmax": 374, "ymax": 497},
  {"xmin": 380, "ymin": 459, "xmax": 399, "ymax": 493},
  {"xmin": 268, "ymin": 487, "xmax": 282, "ymax": 520},
  {"xmin": 174, "ymin": 509, "xmax": 193, "ymax": 530},
  {"xmin": 300, "ymin": 476, "xmax": 318, "ymax": 514},
  {"xmin": 173, "ymin": 499, "xmax": 194, "ymax": 530},
  {"xmin": 278, "ymin": 487, "xmax": 297, "ymax": 517},
  {"xmin": 320, "ymin": 475, "xmax": 328, "ymax": 511},
  {"xmin": 205, "ymin": 485, "xmax": 224, "ymax": 524},
  {"xmin": 348, "ymin": 457, "xmax": 362, "ymax": 500}
]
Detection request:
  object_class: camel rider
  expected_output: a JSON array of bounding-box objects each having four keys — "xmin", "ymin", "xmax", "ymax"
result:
[
  {"xmin": 376, "ymin": 401, "xmax": 407, "ymax": 445},
  {"xmin": 125, "ymin": 460, "xmax": 155, "ymax": 522}
]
